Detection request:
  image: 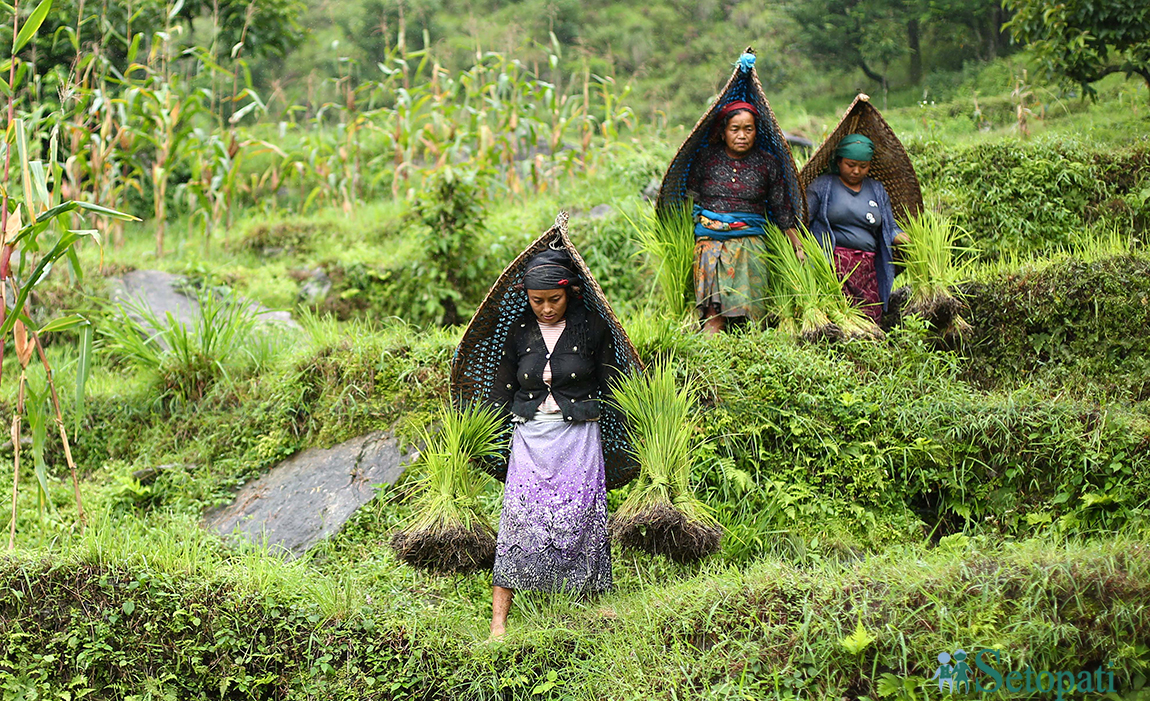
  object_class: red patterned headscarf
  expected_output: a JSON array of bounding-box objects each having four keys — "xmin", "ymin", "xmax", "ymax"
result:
[{"xmin": 718, "ymin": 101, "xmax": 758, "ymax": 119}]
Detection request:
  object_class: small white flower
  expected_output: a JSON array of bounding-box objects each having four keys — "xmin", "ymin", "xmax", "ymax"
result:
[
  {"xmin": 869, "ymin": 200, "xmax": 877, "ymax": 207},
  {"xmin": 865, "ymin": 212, "xmax": 876, "ymax": 224}
]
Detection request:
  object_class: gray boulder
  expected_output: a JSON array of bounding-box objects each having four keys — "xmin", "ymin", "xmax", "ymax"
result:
[
  {"xmin": 109, "ymin": 269, "xmax": 300, "ymax": 332},
  {"xmin": 204, "ymin": 432, "xmax": 416, "ymax": 557}
]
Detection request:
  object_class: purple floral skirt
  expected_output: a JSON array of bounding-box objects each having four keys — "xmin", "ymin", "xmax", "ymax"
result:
[
  {"xmin": 493, "ymin": 420, "xmax": 611, "ymax": 594},
  {"xmin": 833, "ymin": 247, "xmax": 882, "ymax": 322}
]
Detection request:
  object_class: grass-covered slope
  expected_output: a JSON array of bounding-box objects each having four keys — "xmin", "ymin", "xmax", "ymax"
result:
[
  {"xmin": 3, "ymin": 533, "xmax": 1148, "ymax": 699},
  {"xmin": 5, "ymin": 72, "xmax": 1150, "ymax": 700},
  {"xmin": 963, "ymin": 253, "xmax": 1150, "ymax": 399}
]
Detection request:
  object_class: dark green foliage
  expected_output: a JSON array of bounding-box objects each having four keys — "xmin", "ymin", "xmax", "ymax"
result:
[
  {"xmin": 411, "ymin": 167, "xmax": 491, "ymax": 326},
  {"xmin": 684, "ymin": 325, "xmax": 1150, "ymax": 550},
  {"xmin": 963, "ymin": 254, "xmax": 1150, "ymax": 398},
  {"xmin": 911, "ymin": 141, "xmax": 1150, "ymax": 259},
  {"xmin": 659, "ymin": 540, "xmax": 1150, "ymax": 698},
  {"xmin": 0, "ymin": 561, "xmax": 424, "ymax": 698},
  {"xmin": 1004, "ymin": 0, "xmax": 1150, "ymax": 99},
  {"xmin": 568, "ymin": 213, "xmax": 645, "ymax": 314},
  {"xmin": 3, "ymin": 539, "xmax": 1148, "ymax": 698},
  {"xmin": 13, "ymin": 0, "xmax": 307, "ymax": 91}
]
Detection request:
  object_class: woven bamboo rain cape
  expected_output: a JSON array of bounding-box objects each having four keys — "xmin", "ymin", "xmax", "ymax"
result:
[
  {"xmin": 656, "ymin": 47, "xmax": 805, "ymax": 224},
  {"xmin": 798, "ymin": 93, "xmax": 924, "ymax": 221},
  {"xmin": 450, "ymin": 211, "xmax": 643, "ymax": 490}
]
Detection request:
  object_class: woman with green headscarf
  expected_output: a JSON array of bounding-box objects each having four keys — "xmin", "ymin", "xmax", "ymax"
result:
[{"xmin": 806, "ymin": 133, "xmax": 910, "ymax": 321}]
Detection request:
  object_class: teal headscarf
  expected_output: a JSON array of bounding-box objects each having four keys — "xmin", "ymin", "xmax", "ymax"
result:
[{"xmin": 834, "ymin": 133, "xmax": 874, "ymax": 162}]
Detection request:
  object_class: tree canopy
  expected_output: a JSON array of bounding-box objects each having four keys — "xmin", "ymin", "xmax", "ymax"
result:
[{"xmin": 1004, "ymin": 0, "xmax": 1150, "ymax": 99}]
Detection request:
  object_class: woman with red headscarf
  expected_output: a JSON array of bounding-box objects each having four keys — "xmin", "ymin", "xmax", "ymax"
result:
[{"xmin": 687, "ymin": 101, "xmax": 804, "ymax": 334}]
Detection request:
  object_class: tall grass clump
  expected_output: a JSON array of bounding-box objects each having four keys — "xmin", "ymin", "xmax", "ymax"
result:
[
  {"xmin": 100, "ymin": 288, "xmax": 266, "ymax": 402},
  {"xmin": 762, "ymin": 226, "xmax": 881, "ymax": 341},
  {"xmin": 897, "ymin": 210, "xmax": 976, "ymax": 336},
  {"xmin": 608, "ymin": 361, "xmax": 721, "ymax": 563},
  {"xmin": 390, "ymin": 403, "xmax": 506, "ymax": 575},
  {"xmin": 626, "ymin": 203, "xmax": 696, "ymax": 319}
]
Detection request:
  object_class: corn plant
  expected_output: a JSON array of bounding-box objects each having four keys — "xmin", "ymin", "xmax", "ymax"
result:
[{"xmin": 2, "ymin": 0, "xmax": 138, "ymax": 548}]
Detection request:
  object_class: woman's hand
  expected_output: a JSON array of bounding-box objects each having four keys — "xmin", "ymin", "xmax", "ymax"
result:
[
  {"xmin": 784, "ymin": 228, "xmax": 806, "ymax": 262},
  {"xmin": 894, "ymin": 232, "xmax": 911, "ymax": 247}
]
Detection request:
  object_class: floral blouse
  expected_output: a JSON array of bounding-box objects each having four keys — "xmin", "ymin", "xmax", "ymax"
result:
[{"xmin": 687, "ymin": 143, "xmax": 796, "ymax": 230}]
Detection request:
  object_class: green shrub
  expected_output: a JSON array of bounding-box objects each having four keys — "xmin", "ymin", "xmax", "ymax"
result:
[
  {"xmin": 911, "ymin": 141, "xmax": 1150, "ymax": 259},
  {"xmin": 962, "ymin": 253, "xmax": 1150, "ymax": 398}
]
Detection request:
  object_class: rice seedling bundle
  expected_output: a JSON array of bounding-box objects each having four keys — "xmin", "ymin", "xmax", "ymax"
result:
[
  {"xmin": 390, "ymin": 403, "xmax": 507, "ymax": 575},
  {"xmin": 897, "ymin": 210, "xmax": 975, "ymax": 337},
  {"xmin": 608, "ymin": 361, "xmax": 721, "ymax": 563},
  {"xmin": 627, "ymin": 203, "xmax": 696, "ymax": 320},
  {"xmin": 761, "ymin": 226, "xmax": 881, "ymax": 342}
]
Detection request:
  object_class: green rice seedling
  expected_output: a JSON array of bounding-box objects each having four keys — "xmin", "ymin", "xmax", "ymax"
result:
[
  {"xmin": 897, "ymin": 210, "xmax": 977, "ymax": 337},
  {"xmin": 625, "ymin": 202, "xmax": 696, "ymax": 320},
  {"xmin": 796, "ymin": 231, "xmax": 883, "ymax": 341},
  {"xmin": 390, "ymin": 403, "xmax": 507, "ymax": 575},
  {"xmin": 761, "ymin": 226, "xmax": 880, "ymax": 342},
  {"xmin": 609, "ymin": 360, "xmax": 721, "ymax": 563}
]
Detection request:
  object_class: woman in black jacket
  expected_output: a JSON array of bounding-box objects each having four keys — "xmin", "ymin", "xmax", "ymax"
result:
[{"xmin": 487, "ymin": 249, "xmax": 620, "ymax": 638}]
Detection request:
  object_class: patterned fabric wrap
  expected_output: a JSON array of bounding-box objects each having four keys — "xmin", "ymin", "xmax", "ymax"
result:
[
  {"xmin": 493, "ymin": 420, "xmax": 611, "ymax": 594},
  {"xmin": 692, "ymin": 206, "xmax": 769, "ymax": 240},
  {"xmin": 694, "ymin": 235, "xmax": 769, "ymax": 319},
  {"xmin": 833, "ymin": 246, "xmax": 882, "ymax": 322},
  {"xmin": 450, "ymin": 212, "xmax": 643, "ymax": 491}
]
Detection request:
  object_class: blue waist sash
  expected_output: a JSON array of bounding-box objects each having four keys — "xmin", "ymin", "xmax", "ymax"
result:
[{"xmin": 692, "ymin": 206, "xmax": 768, "ymax": 240}]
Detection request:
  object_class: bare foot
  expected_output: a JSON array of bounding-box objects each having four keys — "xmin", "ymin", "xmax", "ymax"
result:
[
  {"xmin": 489, "ymin": 622, "xmax": 506, "ymax": 640},
  {"xmin": 702, "ymin": 315, "xmax": 725, "ymax": 335}
]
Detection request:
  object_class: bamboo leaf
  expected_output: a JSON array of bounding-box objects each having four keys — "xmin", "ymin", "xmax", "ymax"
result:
[{"xmin": 13, "ymin": 0, "xmax": 53, "ymax": 55}]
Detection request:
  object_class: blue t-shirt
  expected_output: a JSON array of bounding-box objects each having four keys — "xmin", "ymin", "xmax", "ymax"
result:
[{"xmin": 817, "ymin": 177, "xmax": 884, "ymax": 252}]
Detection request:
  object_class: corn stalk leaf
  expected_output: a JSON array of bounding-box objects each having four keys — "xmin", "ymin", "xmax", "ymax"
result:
[
  {"xmin": 25, "ymin": 377, "xmax": 51, "ymax": 512},
  {"xmin": 36, "ymin": 313, "xmax": 88, "ymax": 334},
  {"xmin": 11, "ymin": 201, "xmax": 135, "ymax": 247},
  {"xmin": 16, "ymin": 119, "xmax": 35, "ymax": 222},
  {"xmin": 0, "ymin": 229, "xmax": 96, "ymax": 336},
  {"xmin": 74, "ymin": 322, "xmax": 92, "ymax": 436},
  {"xmin": 13, "ymin": 0, "xmax": 53, "ymax": 55}
]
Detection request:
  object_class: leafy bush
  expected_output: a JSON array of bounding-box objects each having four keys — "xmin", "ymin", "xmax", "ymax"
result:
[
  {"xmin": 962, "ymin": 252, "xmax": 1150, "ymax": 398},
  {"xmin": 680, "ymin": 324, "xmax": 1150, "ymax": 551},
  {"xmin": 911, "ymin": 141, "xmax": 1150, "ymax": 259}
]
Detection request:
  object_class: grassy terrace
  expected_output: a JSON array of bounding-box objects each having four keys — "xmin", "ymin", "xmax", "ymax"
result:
[{"xmin": 2, "ymin": 59, "xmax": 1150, "ymax": 699}]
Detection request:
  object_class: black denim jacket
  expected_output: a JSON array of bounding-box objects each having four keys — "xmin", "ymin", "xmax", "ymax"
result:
[{"xmin": 489, "ymin": 302, "xmax": 622, "ymax": 422}]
